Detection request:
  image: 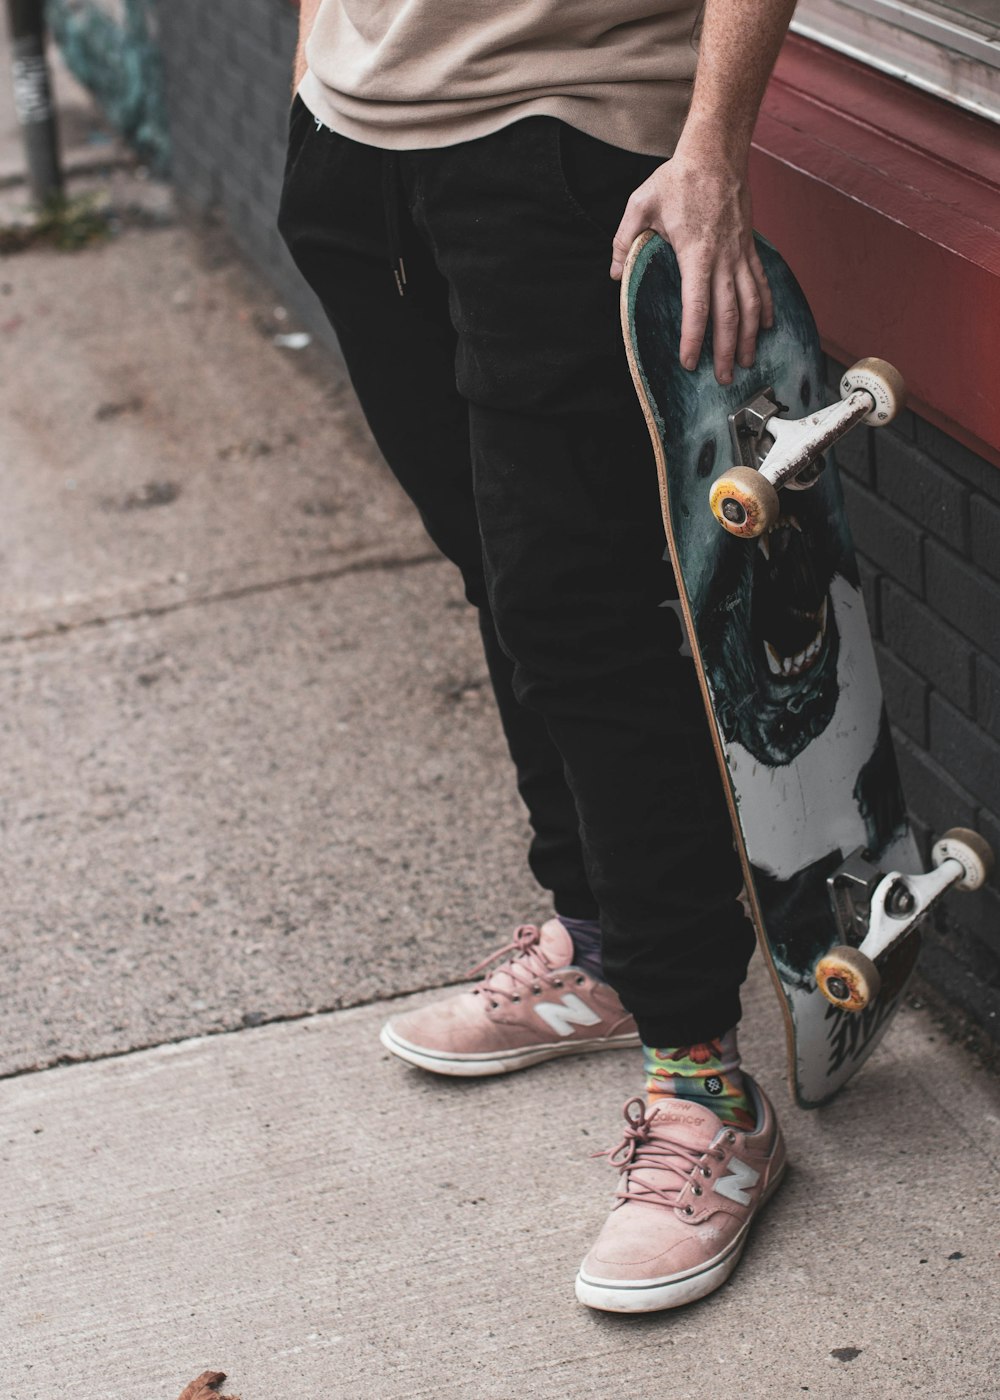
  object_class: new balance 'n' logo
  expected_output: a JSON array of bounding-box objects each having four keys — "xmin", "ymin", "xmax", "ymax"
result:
[
  {"xmin": 714, "ymin": 1156, "xmax": 760, "ymax": 1206},
  {"xmin": 534, "ymin": 994, "xmax": 602, "ymax": 1038}
]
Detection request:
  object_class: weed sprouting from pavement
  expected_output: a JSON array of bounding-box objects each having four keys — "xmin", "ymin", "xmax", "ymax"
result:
[{"xmin": 0, "ymin": 193, "xmax": 110, "ymax": 254}]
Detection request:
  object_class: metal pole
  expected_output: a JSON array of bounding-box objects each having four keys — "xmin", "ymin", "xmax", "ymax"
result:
[{"xmin": 6, "ymin": 0, "xmax": 63, "ymax": 206}]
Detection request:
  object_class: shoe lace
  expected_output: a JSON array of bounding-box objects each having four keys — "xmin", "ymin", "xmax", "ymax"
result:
[
  {"xmin": 600, "ymin": 1097, "xmax": 725, "ymax": 1209},
  {"xmin": 465, "ymin": 924, "xmax": 571, "ymax": 1007}
]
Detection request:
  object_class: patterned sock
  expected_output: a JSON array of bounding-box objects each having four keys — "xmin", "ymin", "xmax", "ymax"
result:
[
  {"xmin": 556, "ymin": 913, "xmax": 604, "ymax": 982},
  {"xmin": 643, "ymin": 1027, "xmax": 755, "ymax": 1131}
]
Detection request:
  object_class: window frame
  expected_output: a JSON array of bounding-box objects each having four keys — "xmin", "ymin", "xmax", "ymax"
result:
[{"xmin": 792, "ymin": 0, "xmax": 1000, "ymax": 123}]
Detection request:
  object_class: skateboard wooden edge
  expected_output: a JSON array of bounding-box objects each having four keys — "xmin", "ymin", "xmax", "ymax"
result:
[{"xmin": 619, "ymin": 230, "xmax": 805, "ymax": 1108}]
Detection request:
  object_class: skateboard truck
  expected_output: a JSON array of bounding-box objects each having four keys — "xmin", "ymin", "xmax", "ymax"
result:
[
  {"xmin": 816, "ymin": 828, "xmax": 994, "ymax": 1012},
  {"xmin": 709, "ymin": 358, "xmax": 907, "ymax": 538}
]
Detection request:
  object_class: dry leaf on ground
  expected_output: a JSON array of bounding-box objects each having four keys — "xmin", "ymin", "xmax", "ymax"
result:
[{"xmin": 176, "ymin": 1371, "xmax": 239, "ymax": 1400}]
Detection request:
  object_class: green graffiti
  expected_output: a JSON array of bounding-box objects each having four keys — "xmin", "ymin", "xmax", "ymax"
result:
[{"xmin": 44, "ymin": 0, "xmax": 169, "ymax": 172}]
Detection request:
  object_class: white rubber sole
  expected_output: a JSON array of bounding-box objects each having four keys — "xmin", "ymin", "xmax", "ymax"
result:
[
  {"xmin": 379, "ymin": 1024, "xmax": 640, "ymax": 1077},
  {"xmin": 574, "ymin": 1162, "xmax": 787, "ymax": 1313}
]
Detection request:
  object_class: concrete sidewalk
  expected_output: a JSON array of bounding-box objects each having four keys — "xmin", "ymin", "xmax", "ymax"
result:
[
  {"xmin": 4, "ymin": 976, "xmax": 999, "ymax": 1398},
  {"xmin": 2, "ymin": 50, "xmax": 999, "ymax": 1400}
]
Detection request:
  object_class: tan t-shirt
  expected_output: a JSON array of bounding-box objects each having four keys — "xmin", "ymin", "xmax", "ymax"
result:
[{"xmin": 299, "ymin": 1, "xmax": 703, "ymax": 157}]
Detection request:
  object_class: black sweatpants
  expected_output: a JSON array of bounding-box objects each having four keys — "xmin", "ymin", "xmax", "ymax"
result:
[{"xmin": 277, "ymin": 99, "xmax": 755, "ymax": 1045}]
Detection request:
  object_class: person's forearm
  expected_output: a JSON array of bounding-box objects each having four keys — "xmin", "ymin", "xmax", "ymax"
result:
[
  {"xmin": 609, "ymin": 0, "xmax": 796, "ymax": 376},
  {"xmin": 293, "ymin": 0, "xmax": 323, "ymax": 92},
  {"xmin": 679, "ymin": 0, "xmax": 797, "ymax": 163}
]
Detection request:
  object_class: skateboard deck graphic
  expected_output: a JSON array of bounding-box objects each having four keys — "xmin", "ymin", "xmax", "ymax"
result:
[{"xmin": 622, "ymin": 231, "xmax": 921, "ymax": 1108}]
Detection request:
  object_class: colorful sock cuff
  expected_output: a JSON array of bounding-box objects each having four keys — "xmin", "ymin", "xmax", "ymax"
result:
[
  {"xmin": 643, "ymin": 1026, "xmax": 741, "ymax": 1084},
  {"xmin": 643, "ymin": 1027, "xmax": 755, "ymax": 1131}
]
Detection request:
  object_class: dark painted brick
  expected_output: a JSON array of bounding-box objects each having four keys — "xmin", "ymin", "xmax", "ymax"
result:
[
  {"xmin": 824, "ymin": 363, "xmax": 876, "ymax": 486},
  {"xmin": 914, "ymin": 417, "xmax": 1000, "ymax": 503},
  {"xmin": 831, "ymin": 420, "xmax": 873, "ymax": 486},
  {"xmin": 857, "ymin": 557, "xmax": 881, "ymax": 637},
  {"xmin": 919, "ymin": 932, "xmax": 1000, "ymax": 1029},
  {"xmin": 272, "ymin": 10, "xmax": 299, "ymax": 55},
  {"xmin": 976, "ymin": 807, "xmax": 1000, "ymax": 888},
  {"xmin": 928, "ymin": 693, "xmax": 1000, "ymax": 811},
  {"xmin": 970, "ymin": 494, "xmax": 1000, "ymax": 583},
  {"xmin": 881, "ymin": 579, "xmax": 974, "ymax": 714},
  {"xmin": 933, "ymin": 887, "xmax": 1000, "ymax": 969},
  {"xmin": 172, "ymin": 149, "xmax": 220, "ymax": 206},
  {"xmin": 895, "ymin": 732, "xmax": 977, "ymax": 838},
  {"xmin": 200, "ymin": 10, "xmax": 231, "ymax": 57},
  {"xmin": 876, "ymin": 433, "xmax": 968, "ymax": 551},
  {"xmin": 219, "ymin": 166, "xmax": 253, "ymax": 210},
  {"xmin": 975, "ymin": 655, "xmax": 1000, "ymax": 742},
  {"xmin": 924, "ymin": 539, "xmax": 1000, "ymax": 662},
  {"xmin": 823, "ymin": 356, "xmax": 846, "ymax": 396},
  {"xmin": 874, "ymin": 643, "xmax": 927, "ymax": 745},
  {"xmin": 175, "ymin": 168, "xmax": 216, "ymax": 213},
  {"xmin": 275, "ymin": 102, "xmax": 296, "ymax": 145},
  {"xmin": 882, "ymin": 408, "xmax": 917, "ymax": 443},
  {"xmin": 909, "ymin": 815, "xmax": 932, "ymax": 869},
  {"xmin": 219, "ymin": 77, "xmax": 253, "ymax": 123},
  {"xmin": 258, "ymin": 142, "xmax": 289, "ymax": 187},
  {"xmin": 946, "ymin": 900, "xmax": 1000, "ymax": 973},
  {"xmin": 236, "ymin": 2, "xmax": 275, "ymax": 47},
  {"xmin": 199, "ymin": 91, "xmax": 220, "ymax": 124},
  {"xmin": 841, "ymin": 476, "xmax": 924, "ymax": 595}
]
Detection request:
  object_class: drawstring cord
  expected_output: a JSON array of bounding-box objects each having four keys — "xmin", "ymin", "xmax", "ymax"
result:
[{"xmin": 381, "ymin": 150, "xmax": 407, "ymax": 297}]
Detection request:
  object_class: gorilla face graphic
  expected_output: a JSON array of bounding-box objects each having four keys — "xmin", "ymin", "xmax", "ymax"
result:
[
  {"xmin": 634, "ymin": 243, "xmax": 857, "ymax": 769},
  {"xmin": 696, "ymin": 456, "xmax": 855, "ymax": 767}
]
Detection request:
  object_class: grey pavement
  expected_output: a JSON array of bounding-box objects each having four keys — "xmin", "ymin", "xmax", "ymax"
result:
[{"xmin": 2, "ymin": 45, "xmax": 999, "ymax": 1400}]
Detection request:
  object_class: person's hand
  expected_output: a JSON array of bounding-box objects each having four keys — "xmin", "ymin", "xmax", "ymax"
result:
[{"xmin": 610, "ymin": 131, "xmax": 773, "ymax": 385}]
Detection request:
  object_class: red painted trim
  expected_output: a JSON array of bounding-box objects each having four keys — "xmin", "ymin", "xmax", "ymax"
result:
[{"xmin": 751, "ymin": 36, "xmax": 1000, "ymax": 469}]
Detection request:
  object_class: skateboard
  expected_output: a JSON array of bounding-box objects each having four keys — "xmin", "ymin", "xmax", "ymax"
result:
[{"xmin": 622, "ymin": 230, "xmax": 992, "ymax": 1108}]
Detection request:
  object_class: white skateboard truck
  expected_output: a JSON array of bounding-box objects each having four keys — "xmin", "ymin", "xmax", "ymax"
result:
[
  {"xmin": 708, "ymin": 358, "xmax": 906, "ymax": 538},
  {"xmin": 816, "ymin": 828, "xmax": 993, "ymax": 1012}
]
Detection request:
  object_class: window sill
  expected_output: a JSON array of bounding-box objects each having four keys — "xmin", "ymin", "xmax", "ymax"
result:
[{"xmin": 751, "ymin": 36, "xmax": 1000, "ymax": 467}]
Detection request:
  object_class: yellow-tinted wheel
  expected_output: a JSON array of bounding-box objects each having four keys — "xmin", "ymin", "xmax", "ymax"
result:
[
  {"xmin": 816, "ymin": 946, "xmax": 881, "ymax": 1013},
  {"xmin": 709, "ymin": 467, "xmax": 780, "ymax": 539},
  {"xmin": 931, "ymin": 827, "xmax": 994, "ymax": 891},
  {"xmin": 840, "ymin": 357, "xmax": 906, "ymax": 426}
]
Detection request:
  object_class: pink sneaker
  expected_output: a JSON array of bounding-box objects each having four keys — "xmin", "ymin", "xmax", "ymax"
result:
[
  {"xmin": 379, "ymin": 919, "xmax": 639, "ymax": 1075},
  {"xmin": 576, "ymin": 1078, "xmax": 786, "ymax": 1312}
]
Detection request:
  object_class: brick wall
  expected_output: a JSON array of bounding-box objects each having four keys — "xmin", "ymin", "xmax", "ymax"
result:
[
  {"xmin": 150, "ymin": 0, "xmax": 999, "ymax": 1037},
  {"xmin": 153, "ymin": 0, "xmax": 335, "ymax": 345},
  {"xmin": 829, "ymin": 359, "xmax": 1000, "ymax": 1034}
]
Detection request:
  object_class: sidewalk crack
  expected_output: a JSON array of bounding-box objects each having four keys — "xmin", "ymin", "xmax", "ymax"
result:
[
  {"xmin": 0, "ymin": 549, "xmax": 443, "ymax": 646},
  {"xmin": 0, "ymin": 977, "xmax": 470, "ymax": 1081}
]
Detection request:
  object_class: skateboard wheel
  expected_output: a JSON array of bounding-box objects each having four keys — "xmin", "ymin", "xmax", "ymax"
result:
[
  {"xmin": 816, "ymin": 946, "xmax": 881, "ymax": 1013},
  {"xmin": 709, "ymin": 467, "xmax": 780, "ymax": 539},
  {"xmin": 840, "ymin": 357, "xmax": 906, "ymax": 426},
  {"xmin": 931, "ymin": 827, "xmax": 994, "ymax": 891}
]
